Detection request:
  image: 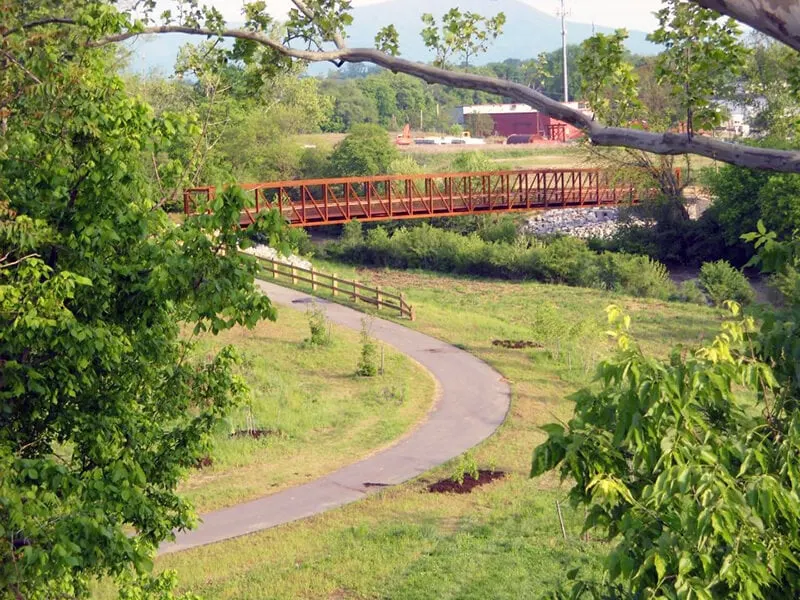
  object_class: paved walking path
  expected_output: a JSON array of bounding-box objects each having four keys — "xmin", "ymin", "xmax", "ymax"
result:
[{"xmin": 160, "ymin": 281, "xmax": 511, "ymax": 554}]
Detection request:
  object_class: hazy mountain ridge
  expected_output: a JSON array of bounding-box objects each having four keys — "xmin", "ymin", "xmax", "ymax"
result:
[{"xmin": 127, "ymin": 0, "xmax": 658, "ymax": 75}]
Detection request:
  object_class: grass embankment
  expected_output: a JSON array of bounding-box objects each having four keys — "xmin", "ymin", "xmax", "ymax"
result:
[
  {"xmin": 409, "ymin": 145, "xmax": 587, "ymax": 172},
  {"xmin": 143, "ymin": 263, "xmax": 722, "ymax": 599},
  {"xmin": 180, "ymin": 306, "xmax": 436, "ymax": 513}
]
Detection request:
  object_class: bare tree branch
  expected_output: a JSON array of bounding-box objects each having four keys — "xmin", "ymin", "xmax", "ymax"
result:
[
  {"xmin": 0, "ymin": 253, "xmax": 39, "ymax": 269},
  {"xmin": 0, "ymin": 49, "xmax": 43, "ymax": 85},
  {"xmin": 695, "ymin": 0, "xmax": 800, "ymax": 53},
  {"xmin": 2, "ymin": 18, "xmax": 75, "ymax": 38}
]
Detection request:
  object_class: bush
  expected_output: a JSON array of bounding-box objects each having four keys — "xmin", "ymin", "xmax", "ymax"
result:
[
  {"xmin": 298, "ymin": 146, "xmax": 332, "ymax": 179},
  {"xmin": 535, "ymin": 236, "xmax": 599, "ymax": 286},
  {"xmin": 596, "ymin": 252, "xmax": 674, "ymax": 300},
  {"xmin": 356, "ymin": 318, "xmax": 378, "ymax": 376},
  {"xmin": 600, "ymin": 198, "xmax": 733, "ymax": 267},
  {"xmin": 328, "ymin": 123, "xmax": 398, "ymax": 177},
  {"xmin": 325, "ymin": 223, "xmax": 676, "ymax": 299},
  {"xmin": 303, "ymin": 303, "xmax": 331, "ymax": 347},
  {"xmin": 698, "ymin": 260, "xmax": 755, "ymax": 307},
  {"xmin": 669, "ymin": 280, "xmax": 708, "ymax": 305},
  {"xmin": 450, "ymin": 151, "xmax": 491, "ymax": 173}
]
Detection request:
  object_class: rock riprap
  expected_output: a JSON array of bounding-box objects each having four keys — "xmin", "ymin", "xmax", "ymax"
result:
[
  {"xmin": 524, "ymin": 207, "xmax": 647, "ymax": 239},
  {"xmin": 242, "ymin": 244, "xmax": 313, "ymax": 269}
]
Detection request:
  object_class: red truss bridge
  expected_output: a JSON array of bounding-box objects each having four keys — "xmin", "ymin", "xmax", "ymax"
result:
[{"xmin": 183, "ymin": 168, "xmax": 671, "ymax": 228}]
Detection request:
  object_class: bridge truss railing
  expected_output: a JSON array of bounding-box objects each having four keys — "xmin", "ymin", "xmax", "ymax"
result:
[{"xmin": 184, "ymin": 168, "xmax": 670, "ymax": 227}]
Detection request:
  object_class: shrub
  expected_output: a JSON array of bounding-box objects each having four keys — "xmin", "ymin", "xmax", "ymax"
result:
[
  {"xmin": 341, "ymin": 219, "xmax": 364, "ymax": 246},
  {"xmin": 356, "ymin": 318, "xmax": 378, "ymax": 377},
  {"xmin": 699, "ymin": 260, "xmax": 755, "ymax": 306},
  {"xmin": 602, "ymin": 198, "xmax": 733, "ymax": 267},
  {"xmin": 596, "ymin": 252, "xmax": 674, "ymax": 299},
  {"xmin": 535, "ymin": 236, "xmax": 599, "ymax": 287},
  {"xmin": 669, "ymin": 280, "xmax": 708, "ymax": 305},
  {"xmin": 248, "ymin": 226, "xmax": 314, "ymax": 258},
  {"xmin": 328, "ymin": 124, "xmax": 398, "ymax": 177},
  {"xmin": 475, "ymin": 215, "xmax": 519, "ymax": 244},
  {"xmin": 325, "ymin": 223, "xmax": 676, "ymax": 300},
  {"xmin": 450, "ymin": 451, "xmax": 480, "ymax": 485},
  {"xmin": 298, "ymin": 146, "xmax": 332, "ymax": 179},
  {"xmin": 387, "ymin": 155, "xmax": 424, "ymax": 176},
  {"xmin": 303, "ymin": 303, "xmax": 331, "ymax": 347},
  {"xmin": 450, "ymin": 151, "xmax": 491, "ymax": 173}
]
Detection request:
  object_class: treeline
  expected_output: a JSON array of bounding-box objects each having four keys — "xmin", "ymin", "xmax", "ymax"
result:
[{"xmin": 317, "ymin": 44, "xmax": 653, "ymax": 134}]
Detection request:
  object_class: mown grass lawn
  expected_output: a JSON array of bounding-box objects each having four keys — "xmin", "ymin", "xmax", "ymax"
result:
[
  {"xmin": 179, "ymin": 306, "xmax": 436, "ymax": 513},
  {"xmin": 121, "ymin": 264, "xmax": 724, "ymax": 599}
]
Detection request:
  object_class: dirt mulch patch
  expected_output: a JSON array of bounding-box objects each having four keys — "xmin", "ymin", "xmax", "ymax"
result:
[
  {"xmin": 229, "ymin": 428, "xmax": 279, "ymax": 440},
  {"xmin": 492, "ymin": 339, "xmax": 543, "ymax": 349},
  {"xmin": 427, "ymin": 470, "xmax": 506, "ymax": 494}
]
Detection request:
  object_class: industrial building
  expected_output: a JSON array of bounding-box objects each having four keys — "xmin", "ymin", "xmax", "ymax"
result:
[{"xmin": 453, "ymin": 102, "xmax": 591, "ymax": 142}]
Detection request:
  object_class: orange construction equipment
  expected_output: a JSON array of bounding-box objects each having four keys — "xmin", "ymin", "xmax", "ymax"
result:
[
  {"xmin": 184, "ymin": 167, "xmax": 676, "ymax": 228},
  {"xmin": 395, "ymin": 123, "xmax": 412, "ymax": 146}
]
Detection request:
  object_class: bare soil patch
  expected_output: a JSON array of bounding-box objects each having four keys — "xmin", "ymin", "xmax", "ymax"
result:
[
  {"xmin": 492, "ymin": 339, "xmax": 543, "ymax": 349},
  {"xmin": 427, "ymin": 470, "xmax": 506, "ymax": 494}
]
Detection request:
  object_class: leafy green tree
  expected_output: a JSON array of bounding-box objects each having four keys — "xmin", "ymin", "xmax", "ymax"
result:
[
  {"xmin": 648, "ymin": 0, "xmax": 748, "ymax": 137},
  {"xmin": 578, "ymin": 30, "xmax": 641, "ymax": 127},
  {"xmin": 577, "ymin": 30, "xmax": 685, "ymax": 201},
  {"xmin": 540, "ymin": 45, "xmax": 584, "ymax": 102},
  {"xmin": 532, "ymin": 297, "xmax": 800, "ymax": 599},
  {"xmin": 521, "ymin": 53, "xmax": 552, "ymax": 91},
  {"xmin": 321, "ymin": 80, "xmax": 380, "ymax": 132},
  {"xmin": 328, "ymin": 124, "xmax": 398, "ymax": 176},
  {"xmin": 421, "ymin": 8, "xmax": 506, "ymax": 68},
  {"xmin": 738, "ymin": 34, "xmax": 800, "ymax": 140},
  {"xmin": 0, "ymin": 3, "xmax": 293, "ymax": 597}
]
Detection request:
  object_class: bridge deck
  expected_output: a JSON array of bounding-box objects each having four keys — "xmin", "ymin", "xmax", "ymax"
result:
[{"xmin": 184, "ymin": 168, "xmax": 659, "ymax": 227}]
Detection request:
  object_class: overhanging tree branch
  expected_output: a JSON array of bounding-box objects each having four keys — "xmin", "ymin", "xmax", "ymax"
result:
[
  {"xmin": 695, "ymin": 0, "xmax": 800, "ymax": 53},
  {"xmin": 92, "ymin": 25, "xmax": 800, "ymax": 172}
]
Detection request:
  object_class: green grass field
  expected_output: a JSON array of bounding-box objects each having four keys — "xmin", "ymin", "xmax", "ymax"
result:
[
  {"xmin": 179, "ymin": 306, "xmax": 436, "ymax": 513},
  {"xmin": 120, "ymin": 263, "xmax": 725, "ymax": 599}
]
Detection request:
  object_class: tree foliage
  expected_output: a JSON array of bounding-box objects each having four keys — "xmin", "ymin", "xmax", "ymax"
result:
[
  {"xmin": 533, "ymin": 288, "xmax": 800, "ymax": 598},
  {"xmin": 420, "ymin": 8, "xmax": 506, "ymax": 68},
  {"xmin": 0, "ymin": 3, "xmax": 294, "ymax": 597},
  {"xmin": 328, "ymin": 123, "xmax": 398, "ymax": 177},
  {"xmin": 648, "ymin": 0, "xmax": 748, "ymax": 137},
  {"xmin": 578, "ymin": 30, "xmax": 641, "ymax": 127}
]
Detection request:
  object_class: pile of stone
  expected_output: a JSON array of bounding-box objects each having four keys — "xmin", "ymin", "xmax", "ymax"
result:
[
  {"xmin": 523, "ymin": 207, "xmax": 649, "ymax": 240},
  {"xmin": 242, "ymin": 244, "xmax": 313, "ymax": 270}
]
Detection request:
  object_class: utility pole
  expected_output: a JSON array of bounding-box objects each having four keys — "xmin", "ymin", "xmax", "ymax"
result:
[{"xmin": 557, "ymin": 0, "xmax": 569, "ymax": 103}]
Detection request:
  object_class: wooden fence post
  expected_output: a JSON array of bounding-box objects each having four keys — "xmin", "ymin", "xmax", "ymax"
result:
[
  {"xmin": 311, "ymin": 268, "xmax": 317, "ymax": 292},
  {"xmin": 271, "ymin": 260, "xmax": 278, "ymax": 279},
  {"xmin": 352, "ymin": 281, "xmax": 358, "ymax": 302},
  {"xmin": 332, "ymin": 274, "xmax": 338, "ymax": 297},
  {"xmin": 376, "ymin": 286, "xmax": 382, "ymax": 311},
  {"xmin": 291, "ymin": 266, "xmax": 297, "ymax": 285}
]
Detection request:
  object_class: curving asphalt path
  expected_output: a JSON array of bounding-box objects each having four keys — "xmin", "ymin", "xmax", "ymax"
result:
[{"xmin": 159, "ymin": 281, "xmax": 511, "ymax": 554}]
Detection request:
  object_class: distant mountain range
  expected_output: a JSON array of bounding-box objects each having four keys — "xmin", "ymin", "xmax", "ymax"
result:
[{"xmin": 125, "ymin": 0, "xmax": 658, "ymax": 76}]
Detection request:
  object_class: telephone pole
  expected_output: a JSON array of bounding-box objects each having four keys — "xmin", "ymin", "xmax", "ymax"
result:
[{"xmin": 557, "ymin": 0, "xmax": 569, "ymax": 103}]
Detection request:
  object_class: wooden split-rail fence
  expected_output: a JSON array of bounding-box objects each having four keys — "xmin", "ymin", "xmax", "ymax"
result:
[{"xmin": 252, "ymin": 255, "xmax": 414, "ymax": 320}]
